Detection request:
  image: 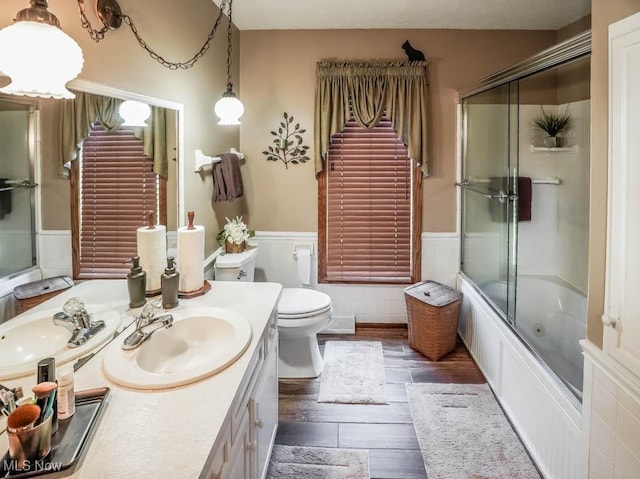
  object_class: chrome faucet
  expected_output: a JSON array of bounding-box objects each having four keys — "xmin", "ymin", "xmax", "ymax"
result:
[
  {"xmin": 53, "ymin": 297, "xmax": 105, "ymax": 348},
  {"xmin": 122, "ymin": 301, "xmax": 173, "ymax": 350}
]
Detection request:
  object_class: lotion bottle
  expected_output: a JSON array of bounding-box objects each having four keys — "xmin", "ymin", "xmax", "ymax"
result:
[
  {"xmin": 127, "ymin": 255, "xmax": 147, "ymax": 308},
  {"xmin": 161, "ymin": 256, "xmax": 179, "ymax": 309},
  {"xmin": 57, "ymin": 367, "xmax": 75, "ymax": 420}
]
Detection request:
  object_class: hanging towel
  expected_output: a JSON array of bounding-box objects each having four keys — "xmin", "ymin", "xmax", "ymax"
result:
[
  {"xmin": 212, "ymin": 153, "xmax": 244, "ymax": 202},
  {"xmin": 518, "ymin": 177, "xmax": 532, "ymax": 222},
  {"xmin": 487, "ymin": 177, "xmax": 533, "ymax": 222}
]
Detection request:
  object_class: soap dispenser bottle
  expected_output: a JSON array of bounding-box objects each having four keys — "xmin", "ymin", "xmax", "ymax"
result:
[
  {"xmin": 127, "ymin": 256, "xmax": 147, "ymax": 308},
  {"xmin": 161, "ymin": 256, "xmax": 179, "ymax": 309}
]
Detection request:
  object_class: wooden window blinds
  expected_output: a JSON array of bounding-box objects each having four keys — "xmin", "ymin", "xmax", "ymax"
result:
[
  {"xmin": 323, "ymin": 117, "xmax": 412, "ymax": 283},
  {"xmin": 74, "ymin": 124, "xmax": 159, "ymax": 279}
]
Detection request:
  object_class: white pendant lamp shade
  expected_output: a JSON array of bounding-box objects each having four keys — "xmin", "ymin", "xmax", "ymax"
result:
[
  {"xmin": 0, "ymin": 21, "xmax": 83, "ymax": 99},
  {"xmin": 214, "ymin": 89, "xmax": 244, "ymax": 125},
  {"xmin": 119, "ymin": 100, "xmax": 152, "ymax": 127}
]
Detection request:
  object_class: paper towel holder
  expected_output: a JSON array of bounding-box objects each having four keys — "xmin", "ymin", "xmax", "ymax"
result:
[{"xmin": 293, "ymin": 243, "xmax": 314, "ymax": 259}]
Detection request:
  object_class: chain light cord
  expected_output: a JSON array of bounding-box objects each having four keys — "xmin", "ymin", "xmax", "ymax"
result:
[
  {"xmin": 76, "ymin": 0, "xmax": 229, "ymax": 70},
  {"xmin": 225, "ymin": 0, "xmax": 233, "ymax": 90}
]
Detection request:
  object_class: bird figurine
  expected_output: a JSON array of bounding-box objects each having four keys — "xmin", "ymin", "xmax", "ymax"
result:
[{"xmin": 402, "ymin": 41, "xmax": 425, "ymax": 62}]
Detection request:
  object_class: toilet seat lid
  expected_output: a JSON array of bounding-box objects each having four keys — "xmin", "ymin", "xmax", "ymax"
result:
[{"xmin": 278, "ymin": 288, "xmax": 332, "ymax": 318}]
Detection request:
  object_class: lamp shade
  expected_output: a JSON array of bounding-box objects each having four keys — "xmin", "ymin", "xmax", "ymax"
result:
[
  {"xmin": 119, "ymin": 100, "xmax": 152, "ymax": 127},
  {"xmin": 214, "ymin": 89, "xmax": 244, "ymax": 125},
  {"xmin": 0, "ymin": 21, "xmax": 83, "ymax": 99}
]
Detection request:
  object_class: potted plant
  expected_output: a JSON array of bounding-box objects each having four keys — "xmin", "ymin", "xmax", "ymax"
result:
[
  {"xmin": 533, "ymin": 106, "xmax": 574, "ymax": 148},
  {"xmin": 217, "ymin": 216, "xmax": 254, "ymax": 254}
]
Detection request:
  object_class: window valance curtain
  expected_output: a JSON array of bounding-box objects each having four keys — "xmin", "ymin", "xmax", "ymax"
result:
[
  {"xmin": 59, "ymin": 90, "xmax": 168, "ymax": 178},
  {"xmin": 314, "ymin": 60, "xmax": 428, "ymax": 176}
]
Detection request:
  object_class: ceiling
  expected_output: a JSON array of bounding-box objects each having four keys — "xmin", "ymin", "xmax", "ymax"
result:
[{"xmin": 215, "ymin": 0, "xmax": 591, "ymax": 31}]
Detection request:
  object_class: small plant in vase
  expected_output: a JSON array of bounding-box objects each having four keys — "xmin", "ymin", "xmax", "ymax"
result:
[
  {"xmin": 217, "ymin": 216, "xmax": 254, "ymax": 254},
  {"xmin": 533, "ymin": 106, "xmax": 574, "ymax": 148}
]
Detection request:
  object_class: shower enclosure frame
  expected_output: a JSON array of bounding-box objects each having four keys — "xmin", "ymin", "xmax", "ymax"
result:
[
  {"xmin": 0, "ymin": 96, "xmax": 41, "ymax": 286},
  {"xmin": 458, "ymin": 31, "xmax": 591, "ymax": 398},
  {"xmin": 455, "ymin": 31, "xmax": 591, "ymax": 478}
]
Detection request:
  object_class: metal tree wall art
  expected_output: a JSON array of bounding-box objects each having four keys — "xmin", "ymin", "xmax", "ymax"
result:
[{"xmin": 263, "ymin": 112, "xmax": 310, "ymax": 169}]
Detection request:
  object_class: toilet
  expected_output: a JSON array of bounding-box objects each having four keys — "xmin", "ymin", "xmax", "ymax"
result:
[{"xmin": 213, "ymin": 245, "xmax": 332, "ymax": 378}]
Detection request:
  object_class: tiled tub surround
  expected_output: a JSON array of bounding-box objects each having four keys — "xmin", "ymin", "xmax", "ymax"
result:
[
  {"xmin": 581, "ymin": 342, "xmax": 640, "ymax": 479},
  {"xmin": 519, "ymin": 100, "xmax": 590, "ymax": 293},
  {"xmin": 0, "ymin": 279, "xmax": 282, "ymax": 478}
]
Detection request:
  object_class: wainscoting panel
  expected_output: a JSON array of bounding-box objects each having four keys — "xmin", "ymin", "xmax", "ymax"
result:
[
  {"xmin": 246, "ymin": 232, "xmax": 460, "ymax": 324},
  {"xmin": 37, "ymin": 230, "xmax": 461, "ymax": 325},
  {"xmin": 38, "ymin": 230, "xmax": 72, "ymax": 279}
]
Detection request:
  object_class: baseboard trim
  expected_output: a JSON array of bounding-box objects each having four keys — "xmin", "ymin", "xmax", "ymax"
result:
[{"xmin": 356, "ymin": 322, "xmax": 408, "ymax": 331}]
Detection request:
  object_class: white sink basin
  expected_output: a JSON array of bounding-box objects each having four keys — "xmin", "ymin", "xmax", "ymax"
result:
[
  {"xmin": 102, "ymin": 307, "xmax": 252, "ymax": 390},
  {"xmin": 0, "ymin": 306, "xmax": 122, "ymax": 380}
]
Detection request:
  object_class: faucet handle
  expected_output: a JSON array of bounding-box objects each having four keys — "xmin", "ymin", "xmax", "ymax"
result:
[
  {"xmin": 137, "ymin": 300, "xmax": 163, "ymax": 326},
  {"xmin": 63, "ymin": 297, "xmax": 86, "ymax": 316}
]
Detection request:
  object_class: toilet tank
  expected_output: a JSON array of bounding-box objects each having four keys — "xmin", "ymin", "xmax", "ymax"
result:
[{"xmin": 214, "ymin": 245, "xmax": 258, "ymax": 282}]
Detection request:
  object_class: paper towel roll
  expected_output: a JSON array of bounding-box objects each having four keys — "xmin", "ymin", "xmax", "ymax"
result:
[
  {"xmin": 296, "ymin": 247, "xmax": 311, "ymax": 285},
  {"xmin": 177, "ymin": 225, "xmax": 205, "ymax": 292},
  {"xmin": 137, "ymin": 225, "xmax": 167, "ymax": 293}
]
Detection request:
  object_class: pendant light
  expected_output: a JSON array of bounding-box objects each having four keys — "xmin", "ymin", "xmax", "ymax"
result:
[
  {"xmin": 0, "ymin": 0, "xmax": 84, "ymax": 99},
  {"xmin": 119, "ymin": 100, "xmax": 151, "ymax": 127},
  {"xmin": 214, "ymin": 0, "xmax": 244, "ymax": 125}
]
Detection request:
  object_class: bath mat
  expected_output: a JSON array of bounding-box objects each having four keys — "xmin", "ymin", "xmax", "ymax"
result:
[
  {"xmin": 266, "ymin": 445, "xmax": 370, "ymax": 479},
  {"xmin": 406, "ymin": 383, "xmax": 541, "ymax": 479},
  {"xmin": 318, "ymin": 341, "xmax": 387, "ymax": 404}
]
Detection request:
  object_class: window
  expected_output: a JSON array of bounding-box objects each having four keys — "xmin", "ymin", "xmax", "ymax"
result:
[
  {"xmin": 71, "ymin": 124, "xmax": 166, "ymax": 279},
  {"xmin": 318, "ymin": 117, "xmax": 422, "ymax": 283}
]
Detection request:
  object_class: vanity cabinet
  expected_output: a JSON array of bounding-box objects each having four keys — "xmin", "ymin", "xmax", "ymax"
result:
[
  {"xmin": 603, "ymin": 12, "xmax": 640, "ymax": 378},
  {"xmin": 205, "ymin": 312, "xmax": 279, "ymax": 479}
]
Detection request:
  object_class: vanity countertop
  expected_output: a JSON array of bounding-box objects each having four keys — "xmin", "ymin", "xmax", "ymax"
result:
[{"xmin": 0, "ymin": 279, "xmax": 283, "ymax": 479}]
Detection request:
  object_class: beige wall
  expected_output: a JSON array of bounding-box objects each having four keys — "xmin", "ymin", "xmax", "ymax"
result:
[
  {"xmin": 588, "ymin": 0, "xmax": 640, "ymax": 347},
  {"xmin": 239, "ymin": 29, "xmax": 556, "ymax": 232},
  {"xmin": 0, "ymin": 0, "xmax": 240, "ymax": 255}
]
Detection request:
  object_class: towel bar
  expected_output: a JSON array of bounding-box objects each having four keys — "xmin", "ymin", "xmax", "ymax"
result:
[{"xmin": 195, "ymin": 147, "xmax": 245, "ymax": 172}]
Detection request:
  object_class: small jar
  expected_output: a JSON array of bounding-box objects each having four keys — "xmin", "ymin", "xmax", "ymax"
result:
[{"xmin": 57, "ymin": 367, "xmax": 75, "ymax": 420}]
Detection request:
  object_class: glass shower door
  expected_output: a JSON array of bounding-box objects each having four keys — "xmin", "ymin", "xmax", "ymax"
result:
[
  {"xmin": 0, "ymin": 103, "xmax": 37, "ymax": 278},
  {"xmin": 460, "ymin": 83, "xmax": 518, "ymax": 322}
]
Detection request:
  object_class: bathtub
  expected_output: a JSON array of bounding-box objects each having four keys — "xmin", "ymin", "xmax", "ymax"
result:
[
  {"xmin": 513, "ymin": 276, "xmax": 587, "ymax": 398},
  {"xmin": 458, "ymin": 273, "xmax": 584, "ymax": 479},
  {"xmin": 483, "ymin": 275, "xmax": 587, "ymax": 398}
]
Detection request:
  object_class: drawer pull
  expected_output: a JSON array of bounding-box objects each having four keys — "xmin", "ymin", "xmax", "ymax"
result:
[
  {"xmin": 245, "ymin": 440, "xmax": 257, "ymax": 452},
  {"xmin": 254, "ymin": 418, "xmax": 264, "ymax": 428}
]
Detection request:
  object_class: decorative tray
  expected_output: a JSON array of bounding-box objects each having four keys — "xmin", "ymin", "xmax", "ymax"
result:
[{"xmin": 0, "ymin": 387, "xmax": 110, "ymax": 478}]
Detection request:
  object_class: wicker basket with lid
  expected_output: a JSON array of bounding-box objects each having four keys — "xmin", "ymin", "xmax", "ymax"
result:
[{"xmin": 404, "ymin": 280, "xmax": 463, "ymax": 361}]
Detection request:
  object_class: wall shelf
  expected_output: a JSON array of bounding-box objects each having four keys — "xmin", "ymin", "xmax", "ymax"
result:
[{"xmin": 529, "ymin": 145, "xmax": 577, "ymax": 153}]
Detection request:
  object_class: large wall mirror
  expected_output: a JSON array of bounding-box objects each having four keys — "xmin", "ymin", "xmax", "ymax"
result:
[
  {"xmin": 0, "ymin": 81, "xmax": 184, "ymax": 373},
  {"xmin": 0, "ymin": 80, "xmax": 183, "ymax": 286}
]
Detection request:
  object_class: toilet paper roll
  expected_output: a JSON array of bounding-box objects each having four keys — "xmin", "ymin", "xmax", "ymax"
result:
[
  {"xmin": 296, "ymin": 247, "xmax": 311, "ymax": 285},
  {"xmin": 137, "ymin": 225, "xmax": 167, "ymax": 293},
  {"xmin": 177, "ymin": 225, "xmax": 205, "ymax": 292}
]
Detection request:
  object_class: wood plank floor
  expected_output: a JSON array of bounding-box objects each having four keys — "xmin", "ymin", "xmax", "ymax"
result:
[{"xmin": 275, "ymin": 327, "xmax": 486, "ymax": 479}]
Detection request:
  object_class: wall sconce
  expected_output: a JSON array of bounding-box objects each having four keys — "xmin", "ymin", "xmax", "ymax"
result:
[
  {"xmin": 0, "ymin": 0, "xmax": 240, "ymax": 115},
  {"xmin": 119, "ymin": 100, "xmax": 151, "ymax": 127},
  {"xmin": 213, "ymin": 0, "xmax": 244, "ymax": 125},
  {"xmin": 0, "ymin": 0, "xmax": 83, "ymax": 99}
]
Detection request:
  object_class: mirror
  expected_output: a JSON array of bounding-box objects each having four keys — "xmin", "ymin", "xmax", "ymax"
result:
[{"xmin": 0, "ymin": 80, "xmax": 183, "ymax": 376}]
